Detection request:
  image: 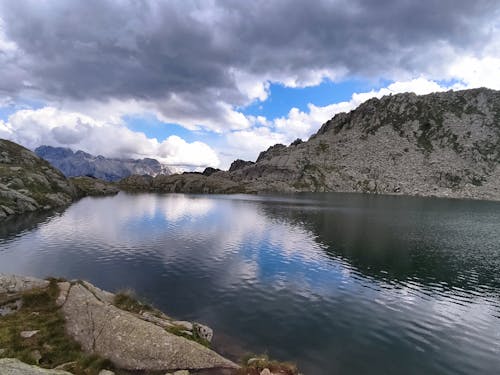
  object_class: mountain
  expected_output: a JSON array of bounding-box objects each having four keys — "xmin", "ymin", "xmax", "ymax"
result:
[
  {"xmin": 35, "ymin": 146, "xmax": 171, "ymax": 182},
  {"xmin": 120, "ymin": 88, "xmax": 500, "ymax": 201}
]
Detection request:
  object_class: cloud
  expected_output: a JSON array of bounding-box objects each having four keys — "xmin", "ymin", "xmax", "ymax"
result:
[
  {"xmin": 0, "ymin": 0, "xmax": 498, "ymax": 131},
  {"xmin": 0, "ymin": 107, "xmax": 220, "ymax": 168},
  {"xmin": 223, "ymin": 78, "xmax": 454, "ymax": 163}
]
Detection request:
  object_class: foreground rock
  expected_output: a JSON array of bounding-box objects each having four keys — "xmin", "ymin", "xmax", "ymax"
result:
[
  {"xmin": 0, "ymin": 274, "xmax": 238, "ymax": 373},
  {"xmin": 120, "ymin": 88, "xmax": 500, "ymax": 201},
  {"xmin": 62, "ymin": 283, "xmax": 236, "ymax": 371},
  {"xmin": 0, "ymin": 139, "xmax": 78, "ymax": 220},
  {"xmin": 0, "ymin": 358, "xmax": 72, "ymax": 375}
]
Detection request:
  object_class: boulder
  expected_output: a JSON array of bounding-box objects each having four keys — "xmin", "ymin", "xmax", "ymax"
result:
[
  {"xmin": 0, "ymin": 274, "xmax": 49, "ymax": 294},
  {"xmin": 61, "ymin": 283, "xmax": 238, "ymax": 372}
]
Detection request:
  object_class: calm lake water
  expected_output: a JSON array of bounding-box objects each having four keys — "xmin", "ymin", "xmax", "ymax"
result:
[{"xmin": 0, "ymin": 192, "xmax": 499, "ymax": 375}]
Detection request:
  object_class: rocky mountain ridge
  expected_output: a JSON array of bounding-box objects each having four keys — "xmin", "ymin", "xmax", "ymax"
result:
[
  {"xmin": 120, "ymin": 88, "xmax": 500, "ymax": 201},
  {"xmin": 35, "ymin": 146, "xmax": 171, "ymax": 182}
]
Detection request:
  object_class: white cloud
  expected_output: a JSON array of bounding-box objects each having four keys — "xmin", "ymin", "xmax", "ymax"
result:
[
  {"xmin": 225, "ymin": 127, "xmax": 287, "ymax": 162},
  {"xmin": 448, "ymin": 56, "xmax": 500, "ymax": 90},
  {"xmin": 270, "ymin": 78, "xmax": 451, "ymax": 143},
  {"xmin": 1, "ymin": 107, "xmax": 220, "ymax": 169},
  {"xmin": 219, "ymin": 77, "xmax": 457, "ymax": 165}
]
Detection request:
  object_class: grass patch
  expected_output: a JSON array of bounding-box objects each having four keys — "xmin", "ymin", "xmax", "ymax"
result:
[
  {"xmin": 0, "ymin": 279, "xmax": 112, "ymax": 375},
  {"xmin": 113, "ymin": 289, "xmax": 153, "ymax": 314},
  {"xmin": 237, "ymin": 354, "xmax": 298, "ymax": 375},
  {"xmin": 165, "ymin": 325, "xmax": 210, "ymax": 348}
]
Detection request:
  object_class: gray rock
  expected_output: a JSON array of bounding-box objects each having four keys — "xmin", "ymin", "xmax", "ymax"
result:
[
  {"xmin": 0, "ymin": 358, "xmax": 73, "ymax": 374},
  {"xmin": 98, "ymin": 370, "xmax": 115, "ymax": 375},
  {"xmin": 0, "ymin": 274, "xmax": 49, "ymax": 294},
  {"xmin": 228, "ymin": 159, "xmax": 254, "ymax": 172},
  {"xmin": 62, "ymin": 283, "xmax": 238, "ymax": 371},
  {"xmin": 55, "ymin": 282, "xmax": 71, "ymax": 307},
  {"xmin": 20, "ymin": 330, "xmax": 39, "ymax": 339},
  {"xmin": 193, "ymin": 323, "xmax": 213, "ymax": 342},
  {"xmin": 173, "ymin": 321, "xmax": 193, "ymax": 331},
  {"xmin": 80, "ymin": 281, "xmax": 115, "ymax": 304},
  {"xmin": 173, "ymin": 371, "xmax": 190, "ymax": 375},
  {"xmin": 140, "ymin": 311, "xmax": 174, "ymax": 329}
]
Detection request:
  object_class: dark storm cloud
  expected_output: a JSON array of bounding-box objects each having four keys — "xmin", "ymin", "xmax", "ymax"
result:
[{"xmin": 0, "ymin": 0, "xmax": 498, "ymax": 124}]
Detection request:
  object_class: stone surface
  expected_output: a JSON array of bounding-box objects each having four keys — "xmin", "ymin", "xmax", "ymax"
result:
[
  {"xmin": 140, "ymin": 311, "xmax": 174, "ymax": 329},
  {"xmin": 194, "ymin": 323, "xmax": 213, "ymax": 343},
  {"xmin": 97, "ymin": 370, "xmax": 115, "ymax": 375},
  {"xmin": 173, "ymin": 321, "xmax": 193, "ymax": 331},
  {"xmin": 80, "ymin": 281, "xmax": 115, "ymax": 304},
  {"xmin": 20, "ymin": 331, "xmax": 39, "ymax": 339},
  {"xmin": 0, "ymin": 358, "xmax": 73, "ymax": 375},
  {"xmin": 0, "ymin": 274, "xmax": 49, "ymax": 294},
  {"xmin": 61, "ymin": 283, "xmax": 238, "ymax": 371},
  {"xmin": 260, "ymin": 369, "xmax": 272, "ymax": 375},
  {"xmin": 55, "ymin": 282, "xmax": 71, "ymax": 307},
  {"xmin": 173, "ymin": 370, "xmax": 190, "ymax": 375}
]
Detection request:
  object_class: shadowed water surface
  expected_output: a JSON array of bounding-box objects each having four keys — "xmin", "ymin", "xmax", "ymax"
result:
[{"xmin": 0, "ymin": 192, "xmax": 499, "ymax": 375}]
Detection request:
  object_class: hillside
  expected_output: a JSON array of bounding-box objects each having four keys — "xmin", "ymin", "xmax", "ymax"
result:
[
  {"xmin": 0, "ymin": 140, "xmax": 77, "ymax": 219},
  {"xmin": 35, "ymin": 146, "xmax": 171, "ymax": 182},
  {"xmin": 120, "ymin": 88, "xmax": 500, "ymax": 201}
]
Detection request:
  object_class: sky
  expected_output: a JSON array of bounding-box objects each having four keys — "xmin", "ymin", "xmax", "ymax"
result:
[{"xmin": 0, "ymin": 0, "xmax": 499, "ymax": 170}]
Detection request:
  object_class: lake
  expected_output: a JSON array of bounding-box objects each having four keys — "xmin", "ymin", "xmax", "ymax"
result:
[{"xmin": 0, "ymin": 192, "xmax": 499, "ymax": 375}]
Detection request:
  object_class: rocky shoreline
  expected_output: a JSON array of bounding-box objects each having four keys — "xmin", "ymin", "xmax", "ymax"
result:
[{"xmin": 0, "ymin": 274, "xmax": 298, "ymax": 375}]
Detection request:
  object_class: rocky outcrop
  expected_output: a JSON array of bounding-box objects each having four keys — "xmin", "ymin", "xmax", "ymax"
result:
[
  {"xmin": 69, "ymin": 177, "xmax": 119, "ymax": 197},
  {"xmin": 256, "ymin": 144, "xmax": 287, "ymax": 163},
  {"xmin": 35, "ymin": 146, "xmax": 171, "ymax": 182},
  {"xmin": 0, "ymin": 274, "xmax": 238, "ymax": 373},
  {"xmin": 0, "ymin": 140, "xmax": 78, "ymax": 220},
  {"xmin": 0, "ymin": 274, "xmax": 49, "ymax": 295},
  {"xmin": 121, "ymin": 88, "xmax": 500, "ymax": 201},
  {"xmin": 229, "ymin": 159, "xmax": 255, "ymax": 172},
  {"xmin": 62, "ymin": 283, "xmax": 236, "ymax": 371},
  {"xmin": 202, "ymin": 167, "xmax": 222, "ymax": 176}
]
